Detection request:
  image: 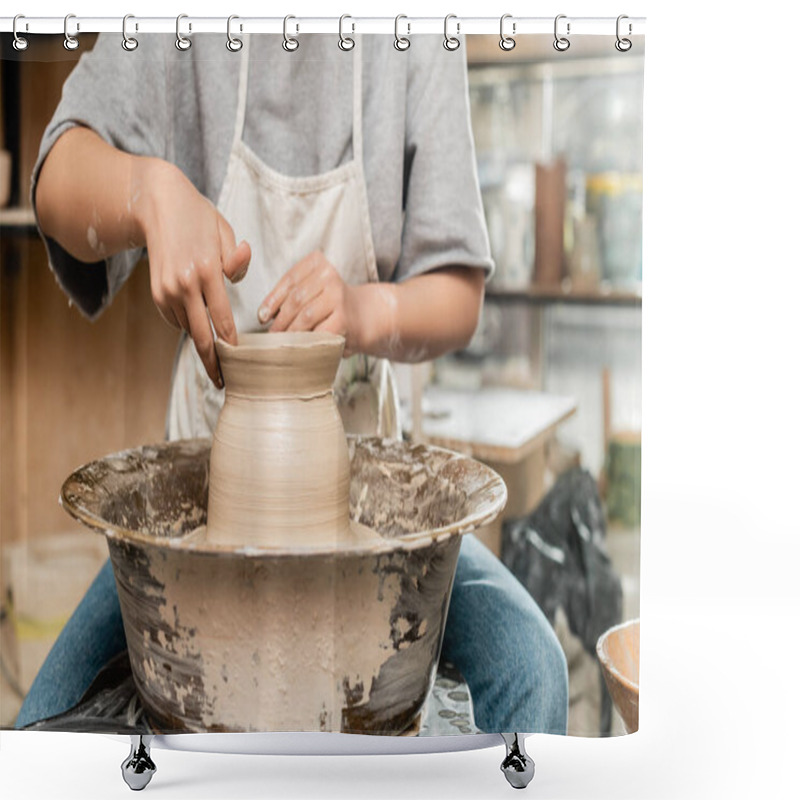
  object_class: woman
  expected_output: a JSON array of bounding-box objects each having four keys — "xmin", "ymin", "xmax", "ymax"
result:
[{"xmin": 15, "ymin": 32, "xmax": 567, "ymax": 735}]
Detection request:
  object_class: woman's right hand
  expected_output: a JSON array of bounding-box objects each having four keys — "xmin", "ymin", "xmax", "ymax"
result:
[{"xmin": 134, "ymin": 158, "xmax": 251, "ymax": 388}]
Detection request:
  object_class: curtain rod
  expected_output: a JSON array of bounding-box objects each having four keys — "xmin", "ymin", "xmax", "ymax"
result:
[{"xmin": 0, "ymin": 15, "xmax": 646, "ymax": 37}]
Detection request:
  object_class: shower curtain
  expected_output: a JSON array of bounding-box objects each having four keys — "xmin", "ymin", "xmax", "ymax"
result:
[{"xmin": 0, "ymin": 15, "xmax": 643, "ymax": 748}]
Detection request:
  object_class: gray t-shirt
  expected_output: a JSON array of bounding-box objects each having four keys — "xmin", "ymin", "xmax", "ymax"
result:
[{"xmin": 35, "ymin": 33, "xmax": 493, "ymax": 319}]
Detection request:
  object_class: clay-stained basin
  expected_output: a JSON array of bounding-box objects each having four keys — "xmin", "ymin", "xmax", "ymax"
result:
[
  {"xmin": 596, "ymin": 619, "xmax": 640, "ymax": 733},
  {"xmin": 60, "ymin": 438, "xmax": 506, "ymax": 735}
]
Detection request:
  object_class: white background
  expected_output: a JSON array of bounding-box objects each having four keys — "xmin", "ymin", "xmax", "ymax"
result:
[{"xmin": 2, "ymin": 1, "xmax": 799, "ymax": 798}]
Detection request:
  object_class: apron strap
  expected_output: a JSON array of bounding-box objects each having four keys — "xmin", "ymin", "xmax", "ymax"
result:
[
  {"xmin": 352, "ymin": 43, "xmax": 363, "ymax": 164},
  {"xmin": 232, "ymin": 37, "xmax": 250, "ymax": 145}
]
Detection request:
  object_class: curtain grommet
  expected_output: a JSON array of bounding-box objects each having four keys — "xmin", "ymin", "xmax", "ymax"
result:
[
  {"xmin": 338, "ymin": 14, "xmax": 355, "ymax": 51},
  {"xmin": 553, "ymin": 14, "xmax": 571, "ymax": 52},
  {"xmin": 63, "ymin": 14, "xmax": 79, "ymax": 51},
  {"xmin": 12, "ymin": 14, "xmax": 29, "ymax": 51},
  {"xmin": 122, "ymin": 14, "xmax": 138, "ymax": 51},
  {"xmin": 175, "ymin": 13, "xmax": 192, "ymax": 51},
  {"xmin": 615, "ymin": 15, "xmax": 633, "ymax": 52},
  {"xmin": 443, "ymin": 14, "xmax": 460, "ymax": 51},
  {"xmin": 283, "ymin": 15, "xmax": 299, "ymax": 52},
  {"xmin": 499, "ymin": 14, "xmax": 516, "ymax": 51},
  {"xmin": 226, "ymin": 15, "xmax": 243, "ymax": 52},
  {"xmin": 394, "ymin": 15, "xmax": 410, "ymax": 51}
]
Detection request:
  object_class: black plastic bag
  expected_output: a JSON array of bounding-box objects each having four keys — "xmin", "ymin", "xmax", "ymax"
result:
[{"xmin": 501, "ymin": 467, "xmax": 623, "ymax": 734}]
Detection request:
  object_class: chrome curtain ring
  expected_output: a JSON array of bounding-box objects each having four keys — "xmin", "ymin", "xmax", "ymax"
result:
[
  {"xmin": 283, "ymin": 15, "xmax": 299, "ymax": 52},
  {"xmin": 175, "ymin": 14, "xmax": 192, "ymax": 51},
  {"xmin": 553, "ymin": 14, "xmax": 571, "ymax": 52},
  {"xmin": 338, "ymin": 14, "xmax": 355, "ymax": 51},
  {"xmin": 226, "ymin": 15, "xmax": 243, "ymax": 52},
  {"xmin": 63, "ymin": 14, "xmax": 79, "ymax": 51},
  {"xmin": 499, "ymin": 14, "xmax": 516, "ymax": 51},
  {"xmin": 12, "ymin": 15, "xmax": 29, "ymax": 52},
  {"xmin": 443, "ymin": 14, "xmax": 460, "ymax": 51},
  {"xmin": 122, "ymin": 14, "xmax": 138, "ymax": 51},
  {"xmin": 394, "ymin": 14, "xmax": 410, "ymax": 51},
  {"xmin": 615, "ymin": 15, "xmax": 633, "ymax": 52}
]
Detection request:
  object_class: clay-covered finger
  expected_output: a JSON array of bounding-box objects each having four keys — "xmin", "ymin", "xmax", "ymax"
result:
[
  {"xmin": 258, "ymin": 252, "xmax": 321, "ymax": 325},
  {"xmin": 217, "ymin": 214, "xmax": 237, "ymax": 264},
  {"xmin": 171, "ymin": 303, "xmax": 190, "ymax": 332},
  {"xmin": 156, "ymin": 305, "xmax": 182, "ymax": 330},
  {"xmin": 257, "ymin": 270, "xmax": 304, "ymax": 325},
  {"xmin": 148, "ymin": 256, "xmax": 179, "ymax": 328},
  {"xmin": 214, "ymin": 212, "xmax": 249, "ymax": 283},
  {"xmin": 185, "ymin": 298, "xmax": 222, "ymax": 389},
  {"xmin": 226, "ymin": 241, "xmax": 251, "ymax": 284},
  {"xmin": 285, "ymin": 290, "xmax": 332, "ymax": 333},
  {"xmin": 268, "ymin": 273, "xmax": 325, "ymax": 332},
  {"xmin": 203, "ymin": 267, "xmax": 238, "ymax": 346}
]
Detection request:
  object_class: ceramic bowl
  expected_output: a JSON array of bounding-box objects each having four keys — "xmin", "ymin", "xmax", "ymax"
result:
[{"xmin": 597, "ymin": 618, "xmax": 639, "ymax": 733}]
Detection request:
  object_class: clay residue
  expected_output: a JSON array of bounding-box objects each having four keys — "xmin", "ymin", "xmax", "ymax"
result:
[
  {"xmin": 348, "ymin": 440, "xmax": 468, "ymax": 537},
  {"xmin": 110, "ymin": 520, "xmax": 459, "ymax": 734},
  {"xmin": 108, "ymin": 539, "xmax": 207, "ymax": 732},
  {"xmin": 138, "ymin": 547, "xmax": 405, "ymax": 733},
  {"xmin": 69, "ymin": 440, "xmax": 211, "ymax": 539},
  {"xmin": 60, "ymin": 437, "xmax": 507, "ymax": 734},
  {"xmin": 62, "ymin": 437, "xmax": 505, "ymax": 555},
  {"xmin": 341, "ymin": 537, "xmax": 461, "ymax": 733},
  {"xmin": 173, "ymin": 519, "xmax": 387, "ymax": 553}
]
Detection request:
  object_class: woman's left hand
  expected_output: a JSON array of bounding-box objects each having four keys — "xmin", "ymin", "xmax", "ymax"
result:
[
  {"xmin": 258, "ymin": 251, "xmax": 363, "ymax": 355},
  {"xmin": 259, "ymin": 251, "xmax": 484, "ymax": 365}
]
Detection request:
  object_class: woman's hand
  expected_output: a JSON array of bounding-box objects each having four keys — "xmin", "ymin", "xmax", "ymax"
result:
[
  {"xmin": 36, "ymin": 129, "xmax": 251, "ymax": 388},
  {"xmin": 257, "ymin": 251, "xmax": 364, "ymax": 356},
  {"xmin": 258, "ymin": 250, "xmax": 484, "ymax": 364},
  {"xmin": 135, "ymin": 159, "xmax": 251, "ymax": 387}
]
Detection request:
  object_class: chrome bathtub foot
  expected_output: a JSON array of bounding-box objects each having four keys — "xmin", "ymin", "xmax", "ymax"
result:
[
  {"xmin": 500, "ymin": 733, "xmax": 535, "ymax": 789},
  {"xmin": 121, "ymin": 735, "xmax": 156, "ymax": 791}
]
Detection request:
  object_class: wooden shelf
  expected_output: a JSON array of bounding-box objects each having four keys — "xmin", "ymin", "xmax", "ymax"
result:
[{"xmin": 486, "ymin": 282, "xmax": 642, "ymax": 307}]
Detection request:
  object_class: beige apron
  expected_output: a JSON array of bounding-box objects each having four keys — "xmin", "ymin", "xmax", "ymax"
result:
[{"xmin": 166, "ymin": 40, "xmax": 400, "ymax": 441}]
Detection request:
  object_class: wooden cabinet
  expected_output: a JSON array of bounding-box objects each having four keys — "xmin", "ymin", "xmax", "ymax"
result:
[
  {"xmin": 1, "ymin": 241, "xmax": 179, "ymax": 547},
  {"xmin": 1, "ymin": 36, "xmax": 178, "ymax": 555}
]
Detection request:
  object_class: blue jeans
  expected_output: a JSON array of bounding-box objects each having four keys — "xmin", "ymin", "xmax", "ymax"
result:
[{"xmin": 15, "ymin": 535, "xmax": 567, "ymax": 734}]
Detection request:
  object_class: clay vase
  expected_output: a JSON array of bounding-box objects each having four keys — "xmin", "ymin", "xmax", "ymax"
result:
[{"xmin": 206, "ymin": 331, "xmax": 351, "ymax": 548}]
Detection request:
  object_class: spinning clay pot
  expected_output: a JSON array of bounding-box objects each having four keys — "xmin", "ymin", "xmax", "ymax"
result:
[{"xmin": 207, "ymin": 332, "xmax": 350, "ymax": 549}]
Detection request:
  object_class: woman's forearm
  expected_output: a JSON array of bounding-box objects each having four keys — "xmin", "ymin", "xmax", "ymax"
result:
[
  {"xmin": 35, "ymin": 126, "xmax": 153, "ymax": 263},
  {"xmin": 36, "ymin": 131, "xmax": 481, "ymax": 367},
  {"xmin": 352, "ymin": 267, "xmax": 485, "ymax": 363}
]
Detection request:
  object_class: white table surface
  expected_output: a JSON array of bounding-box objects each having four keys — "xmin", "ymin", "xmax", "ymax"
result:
[{"xmin": 421, "ymin": 386, "xmax": 577, "ymax": 461}]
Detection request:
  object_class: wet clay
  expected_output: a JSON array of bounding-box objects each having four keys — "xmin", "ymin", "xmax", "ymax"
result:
[
  {"xmin": 108, "ymin": 535, "xmax": 459, "ymax": 733},
  {"xmin": 179, "ymin": 520, "xmax": 386, "ymax": 551},
  {"xmin": 61, "ymin": 439, "xmax": 507, "ymax": 733},
  {"xmin": 207, "ymin": 332, "xmax": 351, "ymax": 549}
]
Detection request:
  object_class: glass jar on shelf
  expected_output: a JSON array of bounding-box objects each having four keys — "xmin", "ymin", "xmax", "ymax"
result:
[{"xmin": 585, "ymin": 172, "xmax": 643, "ymax": 286}]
